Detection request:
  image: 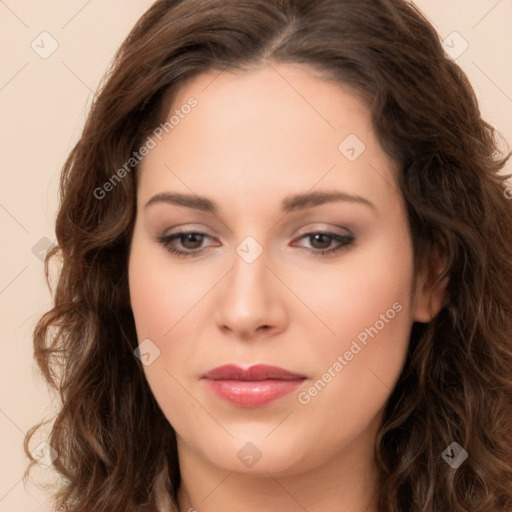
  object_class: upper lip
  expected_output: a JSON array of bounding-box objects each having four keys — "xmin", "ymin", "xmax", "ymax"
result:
[{"xmin": 201, "ymin": 364, "xmax": 306, "ymax": 381}]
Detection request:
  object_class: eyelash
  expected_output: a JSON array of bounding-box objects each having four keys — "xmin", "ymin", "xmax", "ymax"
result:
[{"xmin": 156, "ymin": 230, "xmax": 355, "ymax": 258}]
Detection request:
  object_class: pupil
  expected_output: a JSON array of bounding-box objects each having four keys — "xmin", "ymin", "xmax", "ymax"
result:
[
  {"xmin": 312, "ymin": 233, "xmax": 331, "ymax": 249},
  {"xmin": 184, "ymin": 233, "xmax": 203, "ymax": 249}
]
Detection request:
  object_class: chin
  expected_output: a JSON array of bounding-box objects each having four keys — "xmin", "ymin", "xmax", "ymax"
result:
[{"xmin": 188, "ymin": 426, "xmax": 319, "ymax": 476}]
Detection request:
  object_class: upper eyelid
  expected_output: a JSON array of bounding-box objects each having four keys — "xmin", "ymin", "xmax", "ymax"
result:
[{"xmin": 162, "ymin": 222, "xmax": 352, "ymax": 237}]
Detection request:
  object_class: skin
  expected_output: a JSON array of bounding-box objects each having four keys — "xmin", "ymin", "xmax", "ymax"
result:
[{"xmin": 128, "ymin": 62, "xmax": 445, "ymax": 512}]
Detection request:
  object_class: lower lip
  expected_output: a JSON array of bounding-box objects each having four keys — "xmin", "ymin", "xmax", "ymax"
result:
[{"xmin": 203, "ymin": 378, "xmax": 305, "ymax": 407}]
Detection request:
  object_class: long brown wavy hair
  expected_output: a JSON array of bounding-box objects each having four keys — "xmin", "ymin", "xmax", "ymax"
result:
[{"xmin": 24, "ymin": 0, "xmax": 512, "ymax": 510}]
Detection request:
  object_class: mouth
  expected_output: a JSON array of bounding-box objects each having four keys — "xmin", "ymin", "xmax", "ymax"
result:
[{"xmin": 201, "ymin": 364, "xmax": 307, "ymax": 408}]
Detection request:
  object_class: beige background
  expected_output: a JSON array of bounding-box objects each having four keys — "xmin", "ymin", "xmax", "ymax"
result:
[{"xmin": 1, "ymin": 1, "xmax": 511, "ymax": 510}]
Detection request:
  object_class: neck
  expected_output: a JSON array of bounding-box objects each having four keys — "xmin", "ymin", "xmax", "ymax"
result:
[{"xmin": 175, "ymin": 430, "xmax": 380, "ymax": 512}]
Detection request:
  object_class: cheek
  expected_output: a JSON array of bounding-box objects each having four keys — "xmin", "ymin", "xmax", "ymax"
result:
[
  {"xmin": 128, "ymin": 232, "xmax": 211, "ymax": 340},
  {"xmin": 128, "ymin": 234, "xmax": 207, "ymax": 429},
  {"xmin": 300, "ymin": 237, "xmax": 411, "ymax": 372},
  {"xmin": 295, "ymin": 233, "xmax": 414, "ymax": 439},
  {"xmin": 297, "ymin": 232, "xmax": 414, "ymax": 362},
  {"xmin": 128, "ymin": 227, "xmax": 222, "ymax": 390}
]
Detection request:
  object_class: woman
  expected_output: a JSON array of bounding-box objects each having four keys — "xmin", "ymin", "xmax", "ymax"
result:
[{"xmin": 24, "ymin": 0, "xmax": 512, "ymax": 511}]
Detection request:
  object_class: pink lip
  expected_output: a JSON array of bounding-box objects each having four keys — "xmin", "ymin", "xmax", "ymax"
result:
[{"xmin": 201, "ymin": 364, "xmax": 306, "ymax": 407}]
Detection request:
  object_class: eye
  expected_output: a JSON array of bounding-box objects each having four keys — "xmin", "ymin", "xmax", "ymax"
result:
[
  {"xmin": 293, "ymin": 231, "xmax": 355, "ymax": 256},
  {"xmin": 157, "ymin": 231, "xmax": 216, "ymax": 258},
  {"xmin": 156, "ymin": 230, "xmax": 355, "ymax": 258}
]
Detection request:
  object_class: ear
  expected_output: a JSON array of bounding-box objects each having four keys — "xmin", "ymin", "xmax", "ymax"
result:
[{"xmin": 411, "ymin": 252, "xmax": 449, "ymax": 323}]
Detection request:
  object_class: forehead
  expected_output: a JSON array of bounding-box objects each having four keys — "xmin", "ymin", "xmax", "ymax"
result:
[{"xmin": 137, "ymin": 63, "xmax": 400, "ymax": 215}]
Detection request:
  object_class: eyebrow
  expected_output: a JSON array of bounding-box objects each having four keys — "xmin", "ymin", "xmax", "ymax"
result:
[{"xmin": 144, "ymin": 190, "xmax": 376, "ymax": 214}]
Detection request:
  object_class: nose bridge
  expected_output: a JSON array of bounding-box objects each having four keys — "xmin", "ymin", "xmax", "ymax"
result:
[
  {"xmin": 214, "ymin": 233, "xmax": 286, "ymax": 335},
  {"xmin": 228, "ymin": 235, "xmax": 272, "ymax": 309}
]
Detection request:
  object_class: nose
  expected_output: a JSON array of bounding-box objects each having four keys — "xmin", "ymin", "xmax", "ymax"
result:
[{"xmin": 214, "ymin": 244, "xmax": 288, "ymax": 340}]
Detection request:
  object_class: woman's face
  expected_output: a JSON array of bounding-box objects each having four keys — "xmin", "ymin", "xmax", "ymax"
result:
[{"xmin": 128, "ymin": 63, "xmax": 437, "ymax": 477}]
